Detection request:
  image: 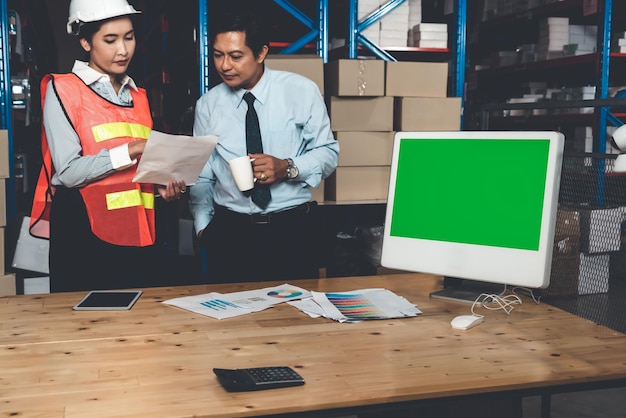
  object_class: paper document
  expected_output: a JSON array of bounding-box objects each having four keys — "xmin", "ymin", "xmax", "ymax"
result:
[
  {"xmin": 162, "ymin": 283, "xmax": 311, "ymax": 320},
  {"xmin": 288, "ymin": 288, "xmax": 421, "ymax": 323},
  {"xmin": 132, "ymin": 130, "xmax": 218, "ymax": 185}
]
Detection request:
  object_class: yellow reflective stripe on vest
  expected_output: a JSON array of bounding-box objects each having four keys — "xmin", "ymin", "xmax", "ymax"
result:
[
  {"xmin": 91, "ymin": 122, "xmax": 151, "ymax": 143},
  {"xmin": 106, "ymin": 190, "xmax": 155, "ymax": 211}
]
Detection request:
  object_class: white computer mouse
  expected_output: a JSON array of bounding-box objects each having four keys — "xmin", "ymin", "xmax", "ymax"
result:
[{"xmin": 451, "ymin": 314, "xmax": 484, "ymax": 330}]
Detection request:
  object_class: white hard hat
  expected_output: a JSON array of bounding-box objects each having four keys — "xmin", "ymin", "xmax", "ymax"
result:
[{"xmin": 67, "ymin": 0, "xmax": 141, "ymax": 35}]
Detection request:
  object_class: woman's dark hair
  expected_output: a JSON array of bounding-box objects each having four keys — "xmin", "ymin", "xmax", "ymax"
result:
[{"xmin": 210, "ymin": 6, "xmax": 270, "ymax": 58}]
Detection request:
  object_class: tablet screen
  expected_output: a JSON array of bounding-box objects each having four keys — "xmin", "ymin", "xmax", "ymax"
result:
[{"xmin": 73, "ymin": 290, "xmax": 143, "ymax": 311}]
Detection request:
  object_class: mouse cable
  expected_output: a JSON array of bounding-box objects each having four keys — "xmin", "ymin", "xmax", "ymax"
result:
[
  {"xmin": 470, "ymin": 292, "xmax": 522, "ymax": 316},
  {"xmin": 510, "ymin": 286, "xmax": 541, "ymax": 304}
]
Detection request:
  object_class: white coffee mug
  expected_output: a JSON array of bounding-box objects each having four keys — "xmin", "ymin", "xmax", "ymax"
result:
[{"xmin": 228, "ymin": 156, "xmax": 256, "ymax": 191}]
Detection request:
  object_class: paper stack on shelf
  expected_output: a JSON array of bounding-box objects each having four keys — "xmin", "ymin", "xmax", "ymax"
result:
[
  {"xmin": 410, "ymin": 23, "xmax": 447, "ymax": 49},
  {"xmin": 617, "ymin": 31, "xmax": 626, "ymax": 54},
  {"xmin": 537, "ymin": 17, "xmax": 570, "ymax": 60}
]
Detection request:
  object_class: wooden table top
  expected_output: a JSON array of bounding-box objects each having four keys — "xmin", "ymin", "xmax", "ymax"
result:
[{"xmin": 2, "ymin": 273, "xmax": 626, "ymax": 418}]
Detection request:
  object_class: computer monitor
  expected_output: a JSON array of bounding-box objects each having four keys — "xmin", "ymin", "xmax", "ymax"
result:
[{"xmin": 381, "ymin": 131, "xmax": 565, "ymax": 303}]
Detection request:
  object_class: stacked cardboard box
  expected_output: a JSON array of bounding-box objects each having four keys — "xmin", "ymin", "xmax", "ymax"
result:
[
  {"xmin": 323, "ymin": 58, "xmax": 461, "ymax": 203},
  {"xmin": 264, "ymin": 55, "xmax": 326, "ymax": 202},
  {"xmin": 387, "ymin": 61, "xmax": 461, "ymax": 131},
  {"xmin": 325, "ymin": 59, "xmax": 392, "ymax": 202},
  {"xmin": 0, "ymin": 130, "xmax": 16, "ymax": 297}
]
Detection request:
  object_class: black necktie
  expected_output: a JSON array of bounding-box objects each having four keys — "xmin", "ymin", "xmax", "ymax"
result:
[{"xmin": 243, "ymin": 92, "xmax": 271, "ymax": 209}]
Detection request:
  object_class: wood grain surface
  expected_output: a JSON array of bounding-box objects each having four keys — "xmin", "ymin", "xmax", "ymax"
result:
[{"xmin": 1, "ymin": 274, "xmax": 625, "ymax": 417}]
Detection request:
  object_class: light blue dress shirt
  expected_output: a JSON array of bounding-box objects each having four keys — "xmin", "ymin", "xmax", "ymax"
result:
[{"xmin": 190, "ymin": 66, "xmax": 339, "ymax": 234}]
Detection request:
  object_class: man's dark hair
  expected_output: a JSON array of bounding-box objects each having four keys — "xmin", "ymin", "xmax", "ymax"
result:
[{"xmin": 210, "ymin": 6, "xmax": 270, "ymax": 58}]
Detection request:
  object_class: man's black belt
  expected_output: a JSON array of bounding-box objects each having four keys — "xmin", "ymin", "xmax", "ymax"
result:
[{"xmin": 214, "ymin": 202, "xmax": 314, "ymax": 225}]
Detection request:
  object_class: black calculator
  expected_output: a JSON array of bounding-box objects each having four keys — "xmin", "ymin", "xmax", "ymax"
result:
[{"xmin": 213, "ymin": 366, "xmax": 305, "ymax": 392}]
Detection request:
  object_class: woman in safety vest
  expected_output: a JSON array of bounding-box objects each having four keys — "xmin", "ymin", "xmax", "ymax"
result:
[{"xmin": 30, "ymin": 0, "xmax": 186, "ymax": 292}]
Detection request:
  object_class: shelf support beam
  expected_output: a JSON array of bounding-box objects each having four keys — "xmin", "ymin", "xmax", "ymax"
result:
[
  {"xmin": 198, "ymin": 0, "xmax": 209, "ymax": 94},
  {"xmin": 0, "ymin": 0, "xmax": 15, "ymax": 222},
  {"xmin": 597, "ymin": 0, "xmax": 612, "ymax": 154},
  {"xmin": 273, "ymin": 0, "xmax": 328, "ymax": 62},
  {"xmin": 453, "ymin": 0, "xmax": 467, "ymax": 129},
  {"xmin": 348, "ymin": 0, "xmax": 406, "ymax": 61},
  {"xmin": 198, "ymin": 0, "xmax": 329, "ymax": 93}
]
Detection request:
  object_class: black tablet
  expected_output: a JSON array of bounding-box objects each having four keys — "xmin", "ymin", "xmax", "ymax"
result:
[{"xmin": 73, "ymin": 290, "xmax": 143, "ymax": 311}]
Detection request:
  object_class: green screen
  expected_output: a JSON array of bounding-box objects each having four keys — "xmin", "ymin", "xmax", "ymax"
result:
[{"xmin": 390, "ymin": 138, "xmax": 550, "ymax": 251}]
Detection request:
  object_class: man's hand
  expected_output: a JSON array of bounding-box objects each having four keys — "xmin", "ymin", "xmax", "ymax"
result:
[
  {"xmin": 249, "ymin": 153, "xmax": 289, "ymax": 184},
  {"xmin": 156, "ymin": 180, "xmax": 187, "ymax": 202}
]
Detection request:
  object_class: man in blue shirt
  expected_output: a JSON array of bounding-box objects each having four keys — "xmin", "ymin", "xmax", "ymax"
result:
[{"xmin": 190, "ymin": 7, "xmax": 339, "ymax": 283}]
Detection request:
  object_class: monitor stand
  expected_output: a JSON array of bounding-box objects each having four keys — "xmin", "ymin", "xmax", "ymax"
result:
[{"xmin": 429, "ymin": 277, "xmax": 506, "ymax": 304}]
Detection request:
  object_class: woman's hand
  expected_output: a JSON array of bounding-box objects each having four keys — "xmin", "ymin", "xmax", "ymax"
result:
[{"xmin": 128, "ymin": 140, "xmax": 147, "ymax": 160}]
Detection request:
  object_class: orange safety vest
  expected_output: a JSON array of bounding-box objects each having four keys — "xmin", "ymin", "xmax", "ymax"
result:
[{"xmin": 30, "ymin": 73, "xmax": 156, "ymax": 247}]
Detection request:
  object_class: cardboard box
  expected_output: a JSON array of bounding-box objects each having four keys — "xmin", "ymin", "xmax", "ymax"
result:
[
  {"xmin": 0, "ymin": 180, "xmax": 5, "ymax": 227},
  {"xmin": 325, "ymin": 166, "xmax": 390, "ymax": 202},
  {"xmin": 0, "ymin": 227, "xmax": 4, "ymax": 274},
  {"xmin": 329, "ymin": 96, "xmax": 394, "ymax": 132},
  {"xmin": 385, "ymin": 61, "xmax": 448, "ymax": 97},
  {"xmin": 394, "ymin": 97, "xmax": 462, "ymax": 131},
  {"xmin": 335, "ymin": 131, "xmax": 394, "ymax": 166},
  {"xmin": 0, "ymin": 273, "xmax": 16, "ymax": 297},
  {"xmin": 310, "ymin": 181, "xmax": 325, "ymax": 203},
  {"xmin": 265, "ymin": 54, "xmax": 325, "ymax": 96},
  {"xmin": 325, "ymin": 59, "xmax": 385, "ymax": 97},
  {"xmin": 0, "ymin": 130, "xmax": 8, "ymax": 179}
]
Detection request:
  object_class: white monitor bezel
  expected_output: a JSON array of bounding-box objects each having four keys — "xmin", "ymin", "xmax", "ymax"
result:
[{"xmin": 381, "ymin": 131, "xmax": 565, "ymax": 289}]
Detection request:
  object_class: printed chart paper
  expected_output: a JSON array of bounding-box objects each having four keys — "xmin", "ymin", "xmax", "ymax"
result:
[
  {"xmin": 162, "ymin": 283, "xmax": 311, "ymax": 320},
  {"xmin": 289, "ymin": 288, "xmax": 421, "ymax": 322},
  {"xmin": 132, "ymin": 130, "xmax": 218, "ymax": 185}
]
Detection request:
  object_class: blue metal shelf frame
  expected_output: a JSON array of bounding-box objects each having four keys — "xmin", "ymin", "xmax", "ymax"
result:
[
  {"xmin": 596, "ymin": 0, "xmax": 613, "ymax": 207},
  {"xmin": 0, "ymin": 0, "xmax": 15, "ymax": 223},
  {"xmin": 198, "ymin": 0, "xmax": 209, "ymax": 94},
  {"xmin": 452, "ymin": 0, "xmax": 467, "ymax": 127},
  {"xmin": 599, "ymin": 0, "xmax": 616, "ymax": 142},
  {"xmin": 198, "ymin": 0, "xmax": 329, "ymax": 93},
  {"xmin": 347, "ymin": 0, "xmax": 467, "ymax": 127},
  {"xmin": 348, "ymin": 0, "xmax": 405, "ymax": 61},
  {"xmin": 273, "ymin": 0, "xmax": 328, "ymax": 61}
]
